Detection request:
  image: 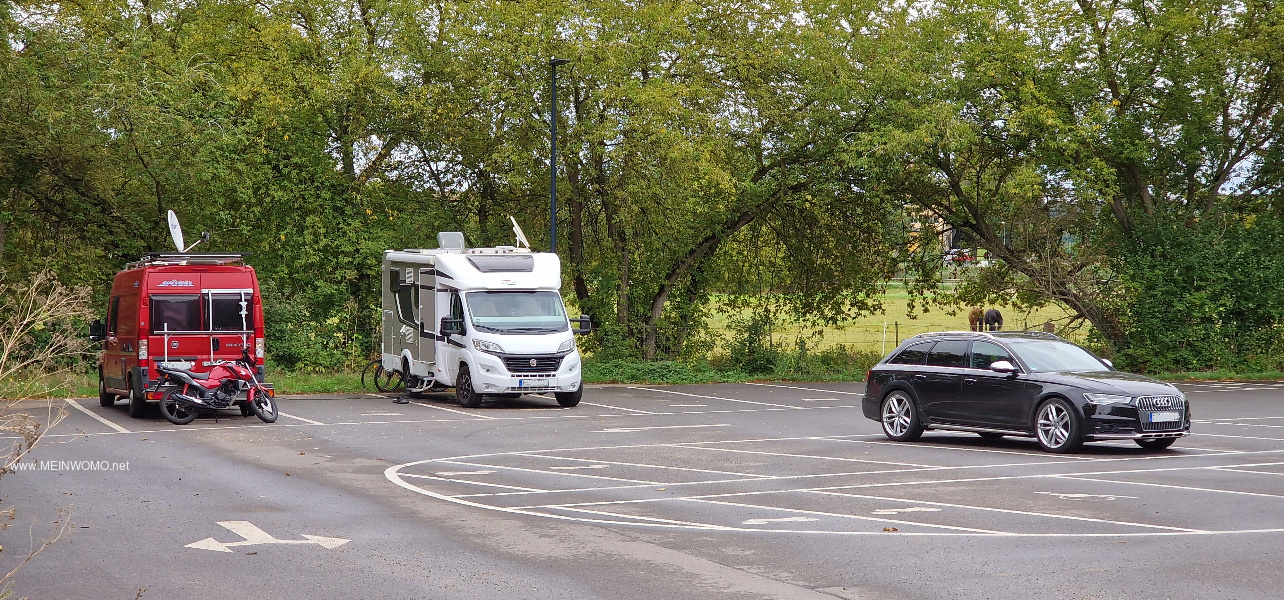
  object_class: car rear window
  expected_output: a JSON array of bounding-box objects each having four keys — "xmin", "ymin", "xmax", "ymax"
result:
[
  {"xmin": 926, "ymin": 340, "xmax": 968, "ymax": 368},
  {"xmin": 889, "ymin": 342, "xmax": 932, "ymax": 365}
]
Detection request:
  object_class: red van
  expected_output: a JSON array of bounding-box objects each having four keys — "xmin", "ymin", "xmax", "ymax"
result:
[{"xmin": 90, "ymin": 253, "xmax": 269, "ymax": 417}]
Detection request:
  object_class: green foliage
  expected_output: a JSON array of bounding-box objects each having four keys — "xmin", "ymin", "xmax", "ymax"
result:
[
  {"xmin": 724, "ymin": 310, "xmax": 779, "ymax": 375},
  {"xmin": 3, "ymin": 0, "xmax": 1284, "ymax": 376},
  {"xmin": 1112, "ymin": 214, "xmax": 1284, "ymax": 373}
]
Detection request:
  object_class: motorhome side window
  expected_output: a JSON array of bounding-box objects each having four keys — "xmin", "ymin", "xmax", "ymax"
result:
[
  {"xmin": 449, "ymin": 292, "xmax": 465, "ymax": 321},
  {"xmin": 151, "ymin": 295, "xmax": 202, "ymax": 332},
  {"xmin": 210, "ymin": 295, "xmax": 254, "ymax": 331},
  {"xmin": 396, "ymin": 278, "xmax": 418, "ymax": 325},
  {"xmin": 107, "ymin": 296, "xmax": 121, "ymax": 335}
]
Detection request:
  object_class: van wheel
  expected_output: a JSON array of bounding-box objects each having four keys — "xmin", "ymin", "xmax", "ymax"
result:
[
  {"xmin": 98, "ymin": 373, "xmax": 116, "ymax": 407},
  {"xmin": 554, "ymin": 387, "xmax": 582, "ymax": 407},
  {"xmin": 127, "ymin": 379, "xmax": 149, "ymax": 418},
  {"xmin": 456, "ymin": 365, "xmax": 482, "ymax": 408}
]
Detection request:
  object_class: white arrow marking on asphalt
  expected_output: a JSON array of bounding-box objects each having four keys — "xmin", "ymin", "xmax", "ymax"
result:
[
  {"xmin": 872, "ymin": 507, "xmax": 943, "ymax": 515},
  {"xmin": 435, "ymin": 470, "xmax": 496, "ymax": 476},
  {"xmin": 598, "ymin": 424, "xmax": 729, "ymax": 433},
  {"xmin": 185, "ymin": 521, "xmax": 350, "ymax": 553},
  {"xmin": 742, "ymin": 517, "xmax": 819, "ymax": 525},
  {"xmin": 1034, "ymin": 492, "xmax": 1137, "ymax": 501}
]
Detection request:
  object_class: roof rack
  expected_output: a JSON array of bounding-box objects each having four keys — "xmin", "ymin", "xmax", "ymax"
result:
[
  {"xmin": 907, "ymin": 330, "xmax": 1063, "ymax": 341},
  {"xmin": 126, "ymin": 253, "xmax": 248, "ymax": 269}
]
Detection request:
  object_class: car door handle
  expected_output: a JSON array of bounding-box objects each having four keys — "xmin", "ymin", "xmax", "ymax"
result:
[
  {"xmin": 913, "ymin": 374, "xmax": 927, "ymax": 380},
  {"xmin": 963, "ymin": 378, "xmax": 977, "ymax": 385}
]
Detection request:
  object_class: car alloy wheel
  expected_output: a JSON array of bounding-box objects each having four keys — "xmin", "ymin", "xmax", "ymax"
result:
[
  {"xmin": 880, "ymin": 391, "xmax": 923, "ymax": 442},
  {"xmin": 1035, "ymin": 398, "xmax": 1083, "ymax": 453}
]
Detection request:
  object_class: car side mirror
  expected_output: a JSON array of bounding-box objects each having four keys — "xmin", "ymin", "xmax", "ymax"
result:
[
  {"xmin": 990, "ymin": 360, "xmax": 1017, "ymax": 374},
  {"xmin": 572, "ymin": 314, "xmax": 591, "ymax": 335},
  {"xmin": 88, "ymin": 319, "xmax": 105, "ymax": 342},
  {"xmin": 389, "ymin": 270, "xmax": 402, "ymax": 293},
  {"xmin": 1101, "ymin": 358, "xmax": 1113, "ymax": 369},
  {"xmin": 439, "ymin": 317, "xmax": 464, "ymax": 337}
]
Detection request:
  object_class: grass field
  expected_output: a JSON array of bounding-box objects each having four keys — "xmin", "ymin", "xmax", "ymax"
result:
[{"xmin": 705, "ymin": 286, "xmax": 1078, "ymax": 355}]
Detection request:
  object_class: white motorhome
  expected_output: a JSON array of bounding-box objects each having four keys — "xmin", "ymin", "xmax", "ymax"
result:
[{"xmin": 381, "ymin": 231, "xmax": 589, "ymax": 407}]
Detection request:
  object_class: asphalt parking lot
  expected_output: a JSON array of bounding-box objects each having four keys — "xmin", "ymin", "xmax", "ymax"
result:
[{"xmin": 5, "ymin": 380, "xmax": 1284, "ymax": 599}]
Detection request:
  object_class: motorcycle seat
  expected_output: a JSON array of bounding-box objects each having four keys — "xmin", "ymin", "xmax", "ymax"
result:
[{"xmin": 161, "ymin": 367, "xmax": 211, "ymax": 380}]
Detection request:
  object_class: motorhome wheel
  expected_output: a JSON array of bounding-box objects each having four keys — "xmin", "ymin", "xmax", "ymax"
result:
[
  {"xmin": 456, "ymin": 365, "xmax": 482, "ymax": 408},
  {"xmin": 555, "ymin": 387, "xmax": 582, "ymax": 408}
]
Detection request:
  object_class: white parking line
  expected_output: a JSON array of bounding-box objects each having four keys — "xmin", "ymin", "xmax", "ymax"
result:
[
  {"xmin": 1054, "ymin": 475, "xmax": 1284, "ymax": 499},
  {"xmin": 581, "ymin": 401, "xmax": 658, "ymax": 415},
  {"xmin": 679, "ymin": 445, "xmax": 937, "ymax": 468},
  {"xmin": 65, "ymin": 399, "xmax": 131, "ymax": 433},
  {"xmin": 1189, "ymin": 432, "xmax": 1284, "ymax": 442},
  {"xmin": 845, "ymin": 438, "xmax": 1099, "ymax": 460},
  {"xmin": 745, "ymin": 382, "xmax": 862, "ymax": 395},
  {"xmin": 1203, "ymin": 416, "xmax": 1284, "ymax": 421},
  {"xmin": 626, "ymin": 387, "xmax": 808, "ymax": 409},
  {"xmin": 437, "ymin": 459, "xmax": 664, "ymax": 485},
  {"xmin": 397, "ymin": 472, "xmax": 546, "ymax": 492},
  {"xmin": 689, "ymin": 498, "xmax": 1011, "ymax": 534},
  {"xmin": 278, "ymin": 412, "xmax": 325, "ymax": 426},
  {"xmin": 598, "ymin": 424, "xmax": 729, "ymax": 433},
  {"xmin": 516, "ymin": 452, "xmax": 773, "ymax": 479},
  {"xmin": 409, "ymin": 401, "xmax": 498, "ymax": 419},
  {"xmin": 804, "ymin": 490, "xmax": 1204, "ymax": 532}
]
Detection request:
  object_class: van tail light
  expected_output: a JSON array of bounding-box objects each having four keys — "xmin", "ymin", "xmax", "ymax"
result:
[
  {"xmin": 255, "ymin": 337, "xmax": 264, "ymax": 359},
  {"xmin": 138, "ymin": 339, "xmax": 149, "ymax": 360},
  {"xmin": 865, "ymin": 370, "xmax": 872, "ymax": 382}
]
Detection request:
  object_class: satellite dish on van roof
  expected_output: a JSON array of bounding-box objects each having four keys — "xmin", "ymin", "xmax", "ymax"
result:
[
  {"xmin": 510, "ymin": 216, "xmax": 530, "ymax": 250},
  {"xmin": 167, "ymin": 210, "xmax": 185, "ymax": 252}
]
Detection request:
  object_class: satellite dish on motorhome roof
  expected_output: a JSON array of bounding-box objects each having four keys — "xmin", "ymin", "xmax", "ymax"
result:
[
  {"xmin": 510, "ymin": 216, "xmax": 530, "ymax": 250},
  {"xmin": 167, "ymin": 210, "xmax": 185, "ymax": 252}
]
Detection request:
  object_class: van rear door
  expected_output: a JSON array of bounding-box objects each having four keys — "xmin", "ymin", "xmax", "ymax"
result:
[
  {"xmin": 204, "ymin": 289, "xmax": 255, "ymax": 365},
  {"xmin": 149, "ymin": 293, "xmax": 205, "ymax": 369}
]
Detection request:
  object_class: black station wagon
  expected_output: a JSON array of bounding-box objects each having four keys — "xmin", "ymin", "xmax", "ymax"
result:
[{"xmin": 862, "ymin": 332, "xmax": 1190, "ymax": 453}]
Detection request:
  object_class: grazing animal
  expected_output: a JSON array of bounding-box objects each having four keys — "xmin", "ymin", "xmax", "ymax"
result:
[
  {"xmin": 984, "ymin": 309, "xmax": 1003, "ymax": 331},
  {"xmin": 1042, "ymin": 321, "xmax": 1055, "ymax": 333},
  {"xmin": 968, "ymin": 307, "xmax": 984, "ymax": 331}
]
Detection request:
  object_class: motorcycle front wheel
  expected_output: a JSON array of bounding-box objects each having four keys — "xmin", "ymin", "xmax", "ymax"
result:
[
  {"xmin": 160, "ymin": 391, "xmax": 200, "ymax": 425},
  {"xmin": 251, "ymin": 392, "xmax": 278, "ymax": 423}
]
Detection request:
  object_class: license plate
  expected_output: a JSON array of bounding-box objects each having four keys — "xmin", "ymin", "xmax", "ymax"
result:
[
  {"xmin": 1149, "ymin": 411, "xmax": 1180, "ymax": 423},
  {"xmin": 159, "ymin": 361, "xmax": 193, "ymax": 370}
]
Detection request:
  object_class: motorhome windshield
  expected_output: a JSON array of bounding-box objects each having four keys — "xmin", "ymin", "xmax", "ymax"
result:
[{"xmin": 465, "ymin": 291, "xmax": 568, "ymax": 334}]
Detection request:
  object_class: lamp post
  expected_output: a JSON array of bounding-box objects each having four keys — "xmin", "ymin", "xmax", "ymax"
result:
[{"xmin": 548, "ymin": 57, "xmax": 571, "ymax": 254}]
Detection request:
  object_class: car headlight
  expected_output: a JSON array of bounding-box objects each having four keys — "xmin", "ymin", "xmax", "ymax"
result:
[
  {"xmin": 473, "ymin": 339, "xmax": 505, "ymax": 355},
  {"xmin": 557, "ymin": 338, "xmax": 576, "ymax": 353},
  {"xmin": 1084, "ymin": 393, "xmax": 1133, "ymax": 405}
]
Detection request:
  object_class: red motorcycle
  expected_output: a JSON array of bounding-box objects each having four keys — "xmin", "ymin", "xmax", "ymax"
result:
[{"xmin": 155, "ymin": 349, "xmax": 278, "ymax": 425}]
